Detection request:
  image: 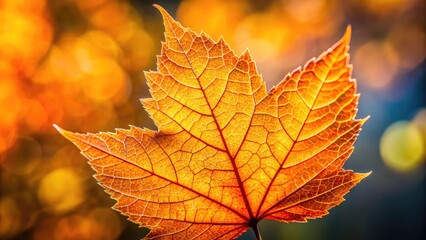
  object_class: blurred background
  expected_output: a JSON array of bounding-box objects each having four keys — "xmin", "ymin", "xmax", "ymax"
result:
[{"xmin": 0, "ymin": 0, "xmax": 424, "ymax": 239}]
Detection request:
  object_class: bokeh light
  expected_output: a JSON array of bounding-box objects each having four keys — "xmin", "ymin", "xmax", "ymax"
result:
[
  {"xmin": 354, "ymin": 40, "xmax": 399, "ymax": 89},
  {"xmin": 37, "ymin": 168, "xmax": 86, "ymax": 214},
  {"xmin": 388, "ymin": 24, "xmax": 425, "ymax": 70},
  {"xmin": 0, "ymin": 0, "xmax": 424, "ymax": 239},
  {"xmin": 380, "ymin": 121, "xmax": 425, "ymax": 172}
]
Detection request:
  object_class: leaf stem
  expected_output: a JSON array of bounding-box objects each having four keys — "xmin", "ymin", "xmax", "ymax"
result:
[{"xmin": 252, "ymin": 223, "xmax": 262, "ymax": 240}]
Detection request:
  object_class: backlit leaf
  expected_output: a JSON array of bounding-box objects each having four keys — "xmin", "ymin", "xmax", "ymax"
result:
[{"xmin": 56, "ymin": 5, "xmax": 369, "ymax": 240}]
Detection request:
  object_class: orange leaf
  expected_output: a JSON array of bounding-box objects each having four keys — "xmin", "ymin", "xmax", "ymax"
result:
[{"xmin": 55, "ymin": 5, "xmax": 369, "ymax": 240}]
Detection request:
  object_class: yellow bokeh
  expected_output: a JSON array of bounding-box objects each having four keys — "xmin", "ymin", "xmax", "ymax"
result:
[
  {"xmin": 37, "ymin": 168, "xmax": 86, "ymax": 213},
  {"xmin": 178, "ymin": 0, "xmax": 248, "ymax": 43},
  {"xmin": 0, "ymin": 9, "xmax": 52, "ymax": 75},
  {"xmin": 1, "ymin": 0, "xmax": 47, "ymax": 13},
  {"xmin": 380, "ymin": 121, "xmax": 425, "ymax": 172}
]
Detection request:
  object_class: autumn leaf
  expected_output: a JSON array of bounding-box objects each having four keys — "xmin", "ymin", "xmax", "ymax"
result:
[{"xmin": 55, "ymin": 5, "xmax": 369, "ymax": 240}]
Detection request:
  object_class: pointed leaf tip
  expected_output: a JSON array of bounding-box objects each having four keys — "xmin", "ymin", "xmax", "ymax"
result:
[
  {"xmin": 153, "ymin": 4, "xmax": 174, "ymax": 22},
  {"xmin": 341, "ymin": 25, "xmax": 352, "ymax": 46},
  {"xmin": 345, "ymin": 25, "xmax": 352, "ymax": 37},
  {"xmin": 153, "ymin": 4, "xmax": 181, "ymax": 36},
  {"xmin": 359, "ymin": 115, "xmax": 370, "ymax": 125},
  {"xmin": 53, "ymin": 124, "xmax": 67, "ymax": 136},
  {"xmin": 153, "ymin": 4, "xmax": 164, "ymax": 12},
  {"xmin": 54, "ymin": 124, "xmax": 76, "ymax": 141},
  {"xmin": 53, "ymin": 124, "xmax": 61, "ymax": 132}
]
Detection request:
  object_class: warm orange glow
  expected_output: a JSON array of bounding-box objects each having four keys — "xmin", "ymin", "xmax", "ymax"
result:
[
  {"xmin": 0, "ymin": 0, "xmax": 157, "ymax": 159},
  {"xmin": 178, "ymin": 0, "xmax": 248, "ymax": 42},
  {"xmin": 284, "ymin": 0, "xmax": 326, "ymax": 23},
  {"xmin": 178, "ymin": 0, "xmax": 345, "ymax": 86},
  {"xmin": 0, "ymin": 9, "xmax": 52, "ymax": 76},
  {"xmin": 1, "ymin": 0, "xmax": 47, "ymax": 13},
  {"xmin": 0, "ymin": 78, "xmax": 22, "ymax": 153},
  {"xmin": 24, "ymin": 100, "xmax": 49, "ymax": 132},
  {"xmin": 0, "ymin": 127, "xmax": 17, "ymax": 153},
  {"xmin": 0, "ymin": 79, "xmax": 22, "ymax": 128},
  {"xmin": 56, "ymin": 7, "xmax": 368, "ymax": 239}
]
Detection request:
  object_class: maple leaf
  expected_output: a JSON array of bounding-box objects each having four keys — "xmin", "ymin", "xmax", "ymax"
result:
[{"xmin": 55, "ymin": 5, "xmax": 369, "ymax": 240}]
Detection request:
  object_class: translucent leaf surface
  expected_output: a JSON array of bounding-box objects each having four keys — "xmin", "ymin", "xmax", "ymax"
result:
[{"xmin": 56, "ymin": 5, "xmax": 369, "ymax": 240}]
